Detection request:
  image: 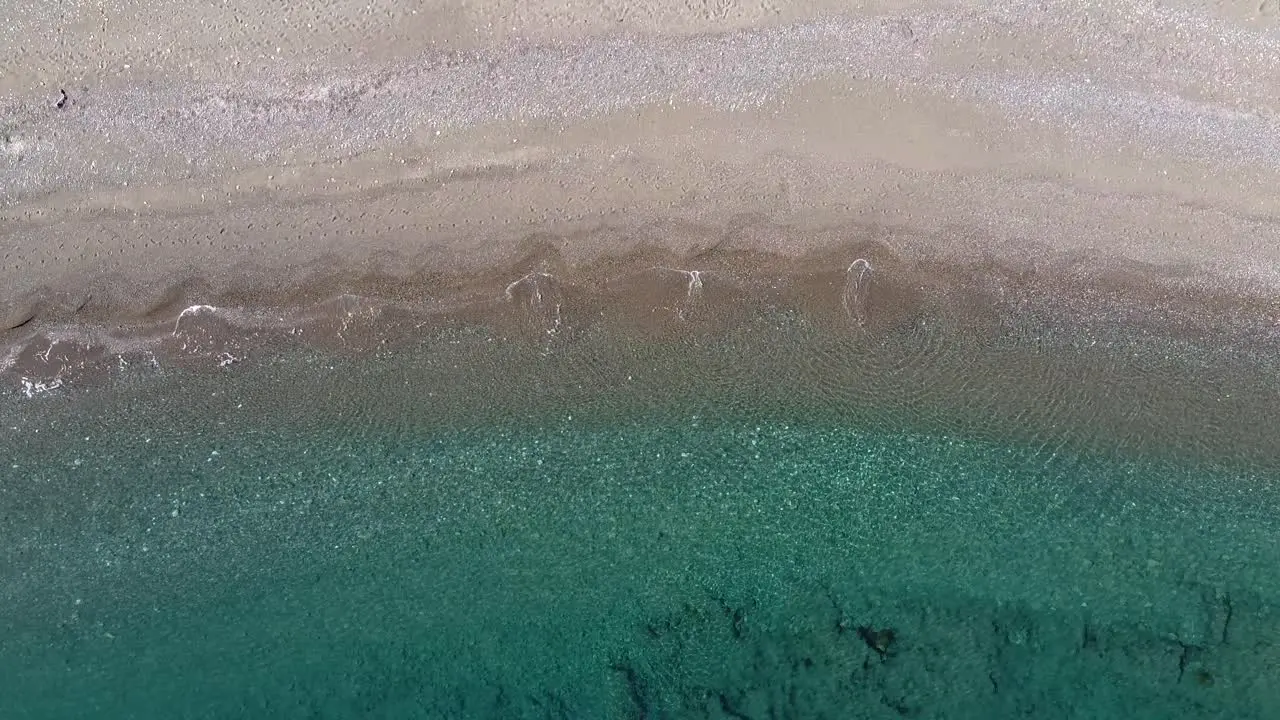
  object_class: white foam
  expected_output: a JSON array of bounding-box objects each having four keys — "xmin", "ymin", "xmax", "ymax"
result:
[
  {"xmin": 650, "ymin": 267, "xmax": 707, "ymax": 320},
  {"xmin": 843, "ymin": 259, "xmax": 874, "ymax": 327},
  {"xmin": 653, "ymin": 267, "xmax": 705, "ymax": 298},
  {"xmin": 504, "ymin": 272, "xmax": 563, "ymax": 336},
  {"xmin": 19, "ymin": 377, "xmax": 62, "ymax": 399},
  {"xmin": 172, "ymin": 304, "xmax": 220, "ymax": 335}
]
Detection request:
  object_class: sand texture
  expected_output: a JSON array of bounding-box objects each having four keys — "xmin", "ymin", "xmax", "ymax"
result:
[{"xmin": 2, "ymin": 0, "xmax": 1280, "ymax": 343}]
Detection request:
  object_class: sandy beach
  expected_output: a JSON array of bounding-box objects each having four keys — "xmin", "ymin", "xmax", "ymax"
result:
[{"xmin": 3, "ymin": 0, "xmax": 1280, "ymax": 350}]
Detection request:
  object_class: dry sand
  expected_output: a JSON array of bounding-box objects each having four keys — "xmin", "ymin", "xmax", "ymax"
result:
[{"xmin": 2, "ymin": 0, "xmax": 1279, "ymax": 348}]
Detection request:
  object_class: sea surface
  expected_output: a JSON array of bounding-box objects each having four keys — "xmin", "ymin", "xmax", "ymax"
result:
[{"xmin": 3, "ymin": 272, "xmax": 1280, "ymax": 719}]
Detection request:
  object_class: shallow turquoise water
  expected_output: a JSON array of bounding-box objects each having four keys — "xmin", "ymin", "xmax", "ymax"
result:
[{"xmin": 3, "ymin": 321, "xmax": 1280, "ymax": 719}]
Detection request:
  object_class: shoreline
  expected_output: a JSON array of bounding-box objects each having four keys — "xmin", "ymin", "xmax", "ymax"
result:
[
  {"xmin": 7, "ymin": 228, "xmax": 1279, "ymax": 378},
  {"xmin": 5, "ymin": 237, "xmax": 1280, "ymax": 475}
]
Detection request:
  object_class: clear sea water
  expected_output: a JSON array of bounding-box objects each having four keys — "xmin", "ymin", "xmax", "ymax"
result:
[{"xmin": 3, "ymin": 311, "xmax": 1279, "ymax": 719}]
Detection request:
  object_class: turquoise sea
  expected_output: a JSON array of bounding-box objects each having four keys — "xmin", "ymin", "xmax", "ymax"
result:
[{"xmin": 3, "ymin": 295, "xmax": 1280, "ymax": 719}]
